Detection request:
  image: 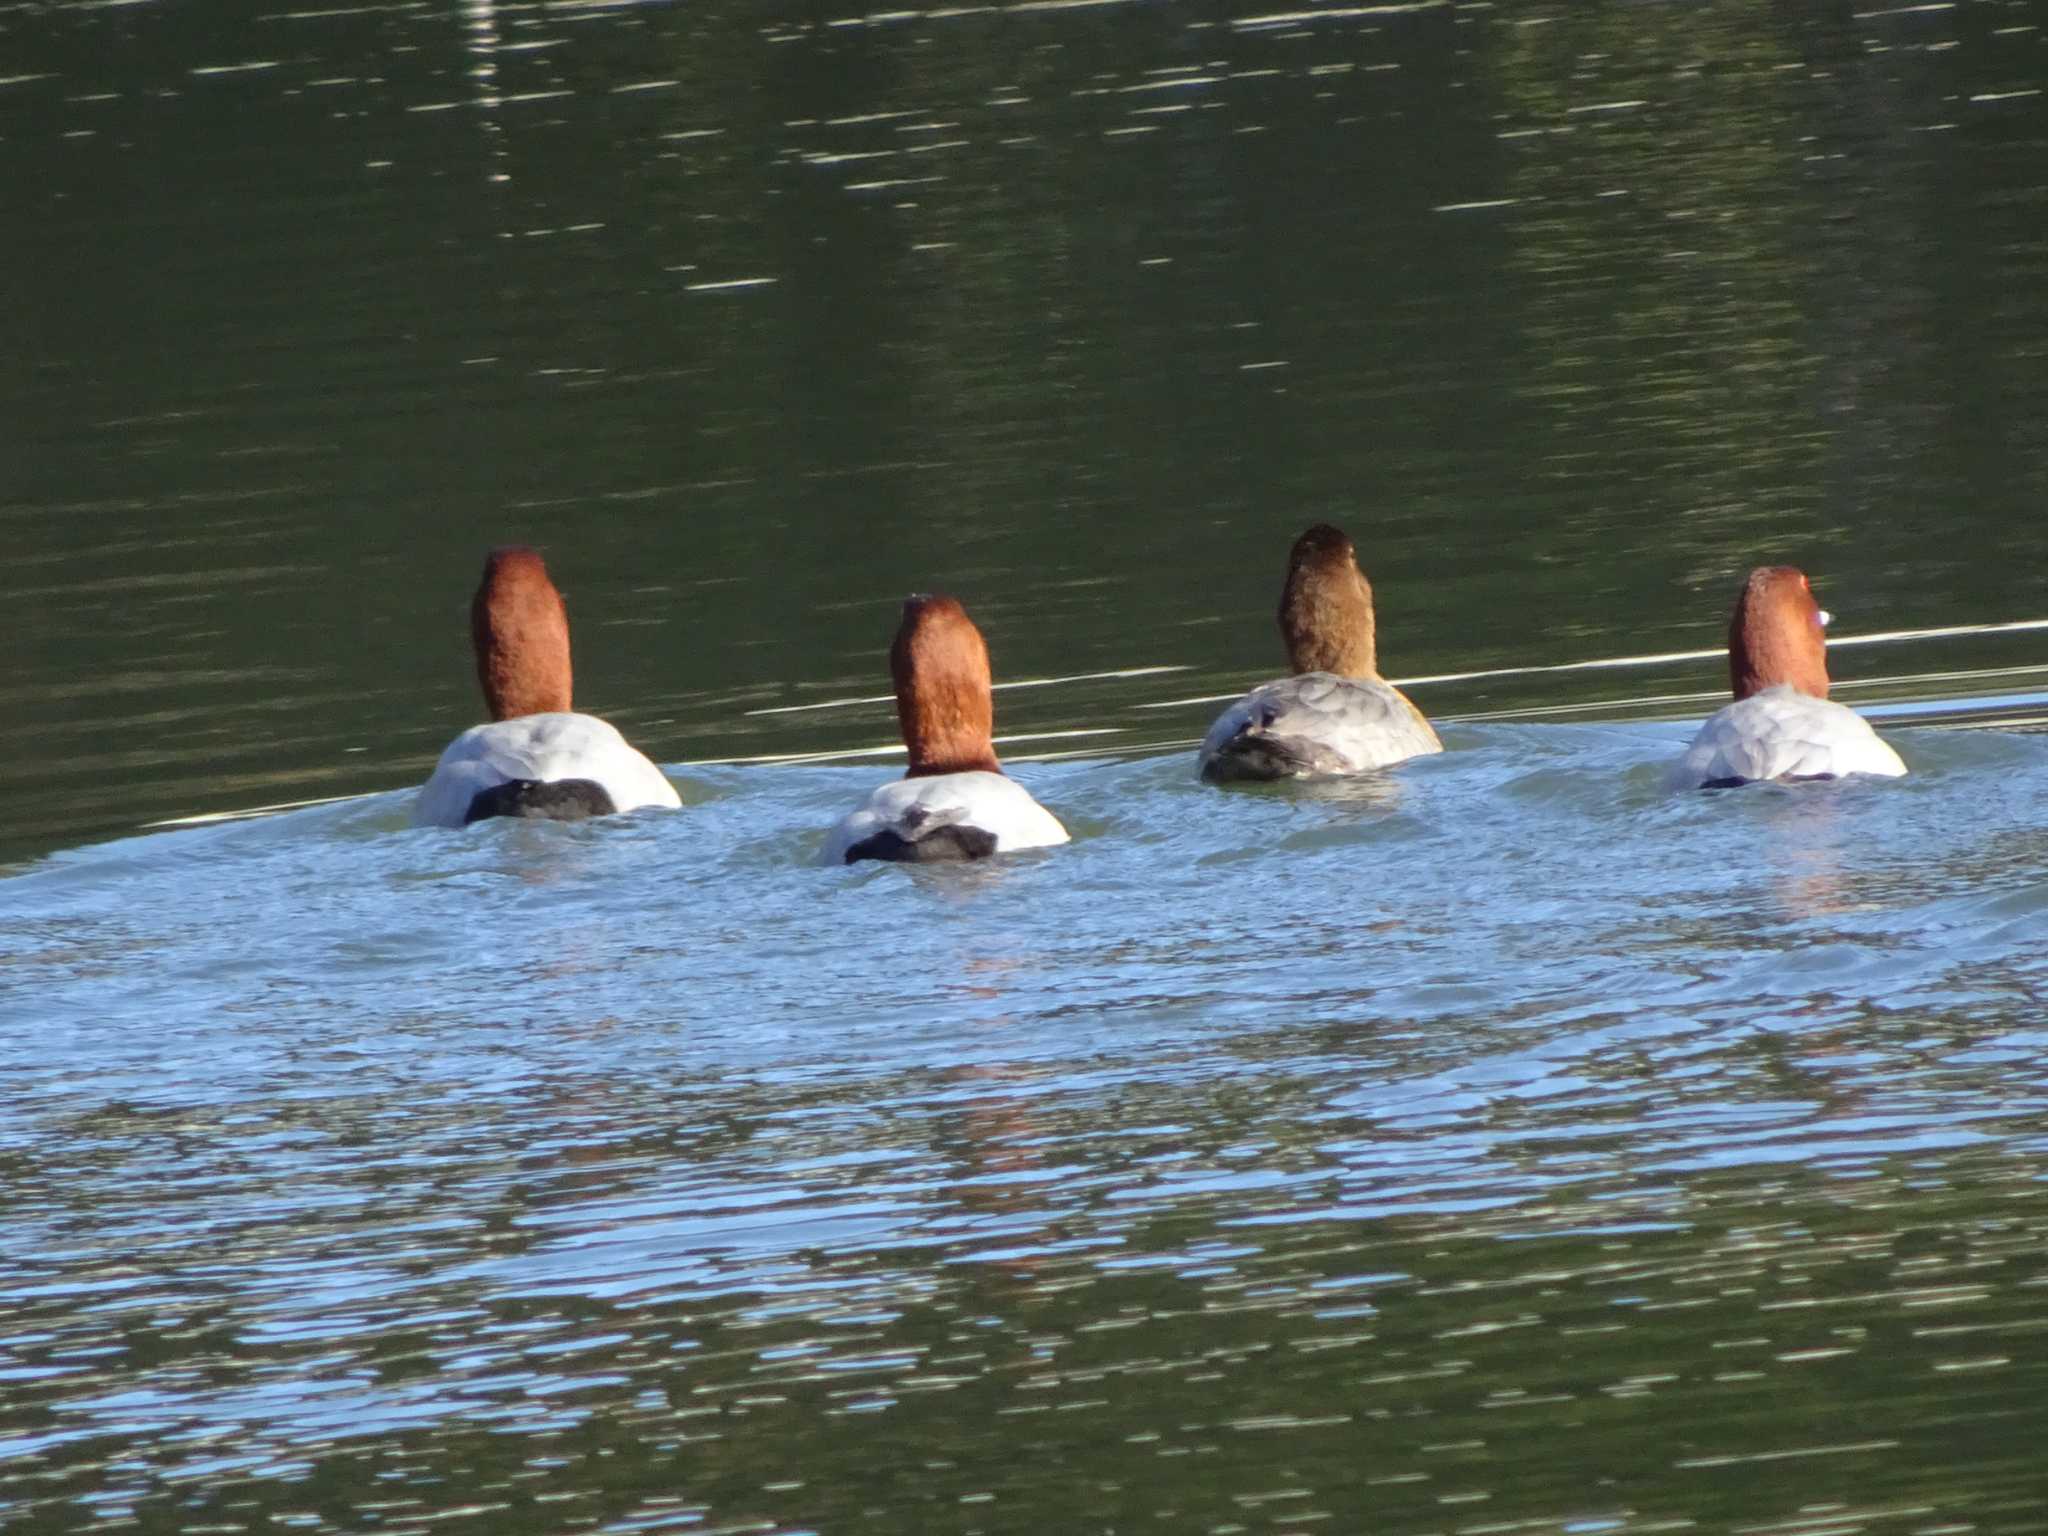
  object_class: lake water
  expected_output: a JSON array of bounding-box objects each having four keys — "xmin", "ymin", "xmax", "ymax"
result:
[{"xmin": 5, "ymin": 1, "xmax": 2048, "ymax": 1532}]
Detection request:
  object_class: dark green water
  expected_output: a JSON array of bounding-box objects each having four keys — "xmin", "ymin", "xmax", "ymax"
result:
[
  {"xmin": 6, "ymin": 0, "xmax": 2047, "ymax": 861},
  {"xmin": 6, "ymin": 2, "xmax": 2048, "ymax": 1533}
]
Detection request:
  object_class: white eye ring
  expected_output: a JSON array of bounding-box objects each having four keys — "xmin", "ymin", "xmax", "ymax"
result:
[{"xmin": 1818, "ymin": 609, "xmax": 1834, "ymax": 629}]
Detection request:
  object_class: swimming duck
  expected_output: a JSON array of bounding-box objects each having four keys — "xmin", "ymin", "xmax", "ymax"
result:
[
  {"xmin": 825, "ymin": 594, "xmax": 1068, "ymax": 863},
  {"xmin": 414, "ymin": 547, "xmax": 682, "ymax": 827},
  {"xmin": 1671, "ymin": 565, "xmax": 1907, "ymax": 788},
  {"xmin": 1199, "ymin": 523, "xmax": 1442, "ymax": 782}
]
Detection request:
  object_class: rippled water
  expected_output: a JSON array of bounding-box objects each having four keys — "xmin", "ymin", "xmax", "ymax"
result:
[
  {"xmin": 8, "ymin": 0, "xmax": 2048, "ymax": 1530},
  {"xmin": 8, "ymin": 718, "xmax": 2048, "ymax": 1532}
]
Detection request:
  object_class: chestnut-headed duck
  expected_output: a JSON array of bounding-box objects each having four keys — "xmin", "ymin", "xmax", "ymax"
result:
[
  {"xmin": 1670, "ymin": 565, "xmax": 1906, "ymax": 789},
  {"xmin": 1199, "ymin": 523, "xmax": 1443, "ymax": 782},
  {"xmin": 825, "ymin": 594, "xmax": 1068, "ymax": 864},
  {"xmin": 414, "ymin": 547, "xmax": 682, "ymax": 827}
]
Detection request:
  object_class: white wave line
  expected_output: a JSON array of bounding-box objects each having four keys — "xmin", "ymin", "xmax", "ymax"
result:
[
  {"xmin": 1407, "ymin": 617, "xmax": 2048, "ymax": 686},
  {"xmin": 1826, "ymin": 617, "xmax": 2048, "ymax": 646},
  {"xmin": 744, "ymin": 691, "xmax": 897, "ymax": 717},
  {"xmin": 1135, "ymin": 692, "xmax": 1260, "ymax": 709},
  {"xmin": 145, "ymin": 791, "xmax": 364, "ymax": 829},
  {"xmin": 1232, "ymin": 1, "xmax": 1446, "ymax": 26},
  {"xmin": 1452, "ymin": 690, "xmax": 1726, "ymax": 724},
  {"xmin": 1135, "ymin": 617, "xmax": 2048, "ymax": 708},
  {"xmin": 744, "ymin": 664, "xmax": 1188, "ymax": 717},
  {"xmin": 680, "ymin": 726, "xmax": 1127, "ymax": 768},
  {"xmin": 1945, "ymin": 714, "xmax": 2048, "ymax": 731},
  {"xmin": 133, "ymin": 620, "xmax": 2048, "ymax": 829},
  {"xmin": 1833, "ymin": 661, "xmax": 2048, "ymax": 691}
]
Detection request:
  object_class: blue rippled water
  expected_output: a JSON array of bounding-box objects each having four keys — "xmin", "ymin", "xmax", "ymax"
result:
[{"xmin": 5, "ymin": 710, "xmax": 2048, "ymax": 1532}]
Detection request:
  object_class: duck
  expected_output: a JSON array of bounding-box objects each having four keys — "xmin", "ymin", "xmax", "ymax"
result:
[
  {"xmin": 414, "ymin": 546, "xmax": 683, "ymax": 827},
  {"xmin": 1199, "ymin": 523, "xmax": 1443, "ymax": 782},
  {"xmin": 825, "ymin": 594, "xmax": 1069, "ymax": 864},
  {"xmin": 1670, "ymin": 564, "xmax": 1907, "ymax": 789}
]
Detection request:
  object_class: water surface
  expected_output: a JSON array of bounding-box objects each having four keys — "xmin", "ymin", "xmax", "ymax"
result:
[
  {"xmin": 6, "ymin": 1, "xmax": 2048, "ymax": 1532},
  {"xmin": 5, "ymin": 0, "xmax": 2047, "ymax": 858},
  {"xmin": 8, "ymin": 726, "xmax": 2048, "ymax": 1532}
]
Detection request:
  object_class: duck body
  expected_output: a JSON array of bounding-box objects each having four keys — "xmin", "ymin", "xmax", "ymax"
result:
[
  {"xmin": 827, "ymin": 593, "xmax": 1068, "ymax": 867},
  {"xmin": 414, "ymin": 546, "xmax": 682, "ymax": 830},
  {"xmin": 415, "ymin": 711, "xmax": 681, "ymax": 828},
  {"xmin": 1200, "ymin": 671, "xmax": 1442, "ymax": 782},
  {"xmin": 825, "ymin": 770, "xmax": 1069, "ymax": 864},
  {"xmin": 1671, "ymin": 684, "xmax": 1906, "ymax": 789},
  {"xmin": 1200, "ymin": 523, "xmax": 1441, "ymax": 785},
  {"xmin": 1669, "ymin": 566, "xmax": 1907, "ymax": 791}
]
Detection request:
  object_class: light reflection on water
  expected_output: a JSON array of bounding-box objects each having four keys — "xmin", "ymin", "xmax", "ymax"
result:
[{"xmin": 5, "ymin": 721, "xmax": 2048, "ymax": 1531}]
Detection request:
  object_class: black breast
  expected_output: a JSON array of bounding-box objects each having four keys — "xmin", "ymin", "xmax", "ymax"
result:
[
  {"xmin": 464, "ymin": 778, "xmax": 618, "ymax": 825},
  {"xmin": 844, "ymin": 823, "xmax": 999, "ymax": 864}
]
